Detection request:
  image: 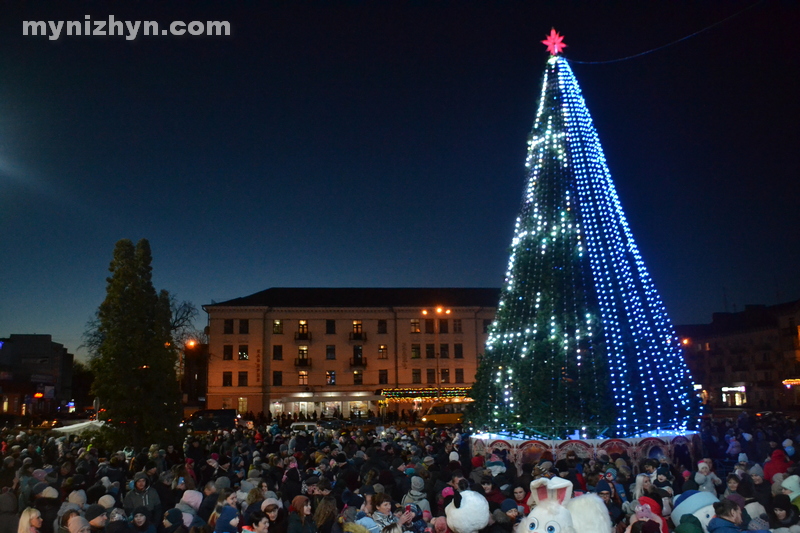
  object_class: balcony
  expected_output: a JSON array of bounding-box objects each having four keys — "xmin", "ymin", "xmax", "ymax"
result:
[
  {"xmin": 294, "ymin": 358, "xmax": 312, "ymax": 367},
  {"xmin": 350, "ymin": 357, "xmax": 367, "ymax": 368},
  {"xmin": 294, "ymin": 332, "xmax": 312, "ymax": 341},
  {"xmin": 349, "ymin": 332, "xmax": 367, "ymax": 342}
]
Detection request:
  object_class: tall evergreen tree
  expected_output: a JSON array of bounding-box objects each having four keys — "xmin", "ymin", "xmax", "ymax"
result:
[
  {"xmin": 469, "ymin": 34, "xmax": 700, "ymax": 439},
  {"xmin": 88, "ymin": 239, "xmax": 182, "ymax": 447}
]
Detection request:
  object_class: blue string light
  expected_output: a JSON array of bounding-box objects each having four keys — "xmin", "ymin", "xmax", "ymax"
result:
[{"xmin": 475, "ymin": 56, "xmax": 701, "ymax": 438}]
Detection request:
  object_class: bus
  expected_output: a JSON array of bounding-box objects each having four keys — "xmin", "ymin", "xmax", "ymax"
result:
[{"xmin": 420, "ymin": 402, "xmax": 471, "ymax": 427}]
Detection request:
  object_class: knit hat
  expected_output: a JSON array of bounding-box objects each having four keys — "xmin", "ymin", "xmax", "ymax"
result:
[
  {"xmin": 748, "ymin": 464, "xmax": 764, "ymax": 477},
  {"xmin": 449, "ymin": 451, "xmax": 460, "ymax": 462},
  {"xmin": 68, "ymin": 489, "xmax": 87, "ymax": 506},
  {"xmin": 423, "ymin": 456, "xmax": 435, "ymax": 466},
  {"xmin": 737, "ymin": 453, "xmax": 748, "ymax": 464},
  {"xmin": 214, "ymin": 476, "xmax": 231, "ymax": 490},
  {"xmin": 305, "ymin": 475, "xmax": 320, "ymax": 486},
  {"xmin": 32, "ymin": 469, "xmax": 47, "ymax": 481},
  {"xmin": 782, "ymin": 475, "xmax": 800, "ymax": 495},
  {"xmin": 32, "ymin": 482, "xmax": 49, "ymax": 496},
  {"xmin": 500, "ymin": 499, "xmax": 517, "ymax": 513},
  {"xmin": 181, "ymin": 490, "xmax": 203, "ymax": 510},
  {"xmin": 411, "ymin": 476, "xmax": 424, "ymax": 491},
  {"xmin": 725, "ymin": 493, "xmax": 745, "ymax": 510},
  {"xmin": 373, "ymin": 483, "xmax": 385, "ymax": 494},
  {"xmin": 656, "ymin": 466, "xmax": 670, "ymax": 478},
  {"xmin": 774, "ymin": 494, "xmax": 793, "ymax": 512},
  {"xmin": 164, "ymin": 508, "xmax": 183, "ymax": 527},
  {"xmin": 240, "ymin": 480, "xmax": 255, "ymax": 493},
  {"xmin": 68, "ymin": 516, "xmax": 91, "ymax": 533},
  {"xmin": 261, "ymin": 498, "xmax": 282, "ymax": 511},
  {"xmin": 98, "ymin": 495, "xmax": 115, "ymax": 509},
  {"xmin": 671, "ymin": 490, "xmax": 719, "ymax": 527},
  {"xmin": 604, "ymin": 467, "xmax": 617, "ymax": 480},
  {"xmin": 784, "ymin": 439, "xmax": 793, "ymax": 448},
  {"xmin": 595, "ymin": 479, "xmax": 612, "ymax": 493},
  {"xmin": 85, "ymin": 503, "xmax": 106, "ymax": 522},
  {"xmin": 42, "ymin": 486, "xmax": 59, "ymax": 499}
]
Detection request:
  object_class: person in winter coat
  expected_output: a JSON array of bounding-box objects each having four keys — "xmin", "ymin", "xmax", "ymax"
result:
[
  {"xmin": 175, "ymin": 489, "xmax": 206, "ymax": 529},
  {"xmin": 288, "ymin": 496, "xmax": 316, "ymax": 533},
  {"xmin": 19, "ymin": 507, "xmax": 44, "ymax": 533},
  {"xmin": 34, "ymin": 487, "xmax": 61, "ymax": 533},
  {"xmin": 706, "ymin": 498, "xmax": 769, "ymax": 533},
  {"xmin": 400, "ymin": 477, "xmax": 430, "ymax": 515},
  {"xmin": 131, "ymin": 506, "xmax": 156, "ymax": 533},
  {"xmin": 161, "ymin": 508, "xmax": 189, "ymax": 533},
  {"xmin": 764, "ymin": 449, "xmax": 793, "ymax": 484},
  {"xmin": 0, "ymin": 491, "xmax": 19, "ymax": 533},
  {"xmin": 244, "ymin": 510, "xmax": 271, "ymax": 533},
  {"xmin": 769, "ymin": 494, "xmax": 800, "ymax": 530},
  {"xmin": 695, "ymin": 463, "xmax": 722, "ymax": 494},
  {"xmin": 636, "ymin": 496, "xmax": 668, "ymax": 533},
  {"xmin": 214, "ymin": 505, "xmax": 240, "ymax": 533},
  {"xmin": 510, "ymin": 484, "xmax": 530, "ymax": 516},
  {"xmin": 123, "ymin": 472, "xmax": 161, "ymax": 524}
]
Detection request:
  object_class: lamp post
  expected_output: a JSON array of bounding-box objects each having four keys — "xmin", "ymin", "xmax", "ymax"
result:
[{"xmin": 422, "ymin": 306, "xmax": 451, "ymax": 400}]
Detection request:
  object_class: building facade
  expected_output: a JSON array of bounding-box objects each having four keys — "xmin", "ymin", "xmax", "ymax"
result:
[
  {"xmin": 0, "ymin": 334, "xmax": 74, "ymax": 416},
  {"xmin": 203, "ymin": 288, "xmax": 498, "ymax": 417},
  {"xmin": 677, "ymin": 299, "xmax": 800, "ymax": 411}
]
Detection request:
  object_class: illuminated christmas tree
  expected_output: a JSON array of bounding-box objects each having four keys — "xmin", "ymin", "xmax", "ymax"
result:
[{"xmin": 470, "ymin": 31, "xmax": 700, "ymax": 439}]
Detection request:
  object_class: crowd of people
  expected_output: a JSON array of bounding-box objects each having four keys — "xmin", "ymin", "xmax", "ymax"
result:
[{"xmin": 1, "ymin": 410, "xmax": 800, "ymax": 533}]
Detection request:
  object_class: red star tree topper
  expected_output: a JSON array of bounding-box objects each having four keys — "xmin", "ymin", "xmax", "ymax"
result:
[{"xmin": 542, "ymin": 28, "xmax": 567, "ymax": 55}]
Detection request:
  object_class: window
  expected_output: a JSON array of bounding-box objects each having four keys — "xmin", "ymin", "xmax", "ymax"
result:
[
  {"xmin": 425, "ymin": 319, "xmax": 435, "ymax": 334},
  {"xmin": 273, "ymin": 371, "xmax": 282, "ymax": 386},
  {"xmin": 223, "ymin": 319, "xmax": 234, "ymax": 335},
  {"xmin": 273, "ymin": 320, "xmax": 283, "ymax": 334},
  {"xmin": 239, "ymin": 319, "xmax": 249, "ymax": 335},
  {"xmin": 238, "ymin": 345, "xmax": 249, "ymax": 360},
  {"xmin": 410, "ymin": 319, "xmax": 420, "ymax": 333},
  {"xmin": 455, "ymin": 368, "xmax": 464, "ymax": 383},
  {"xmin": 440, "ymin": 369, "xmax": 450, "ymax": 383},
  {"xmin": 298, "ymin": 346, "xmax": 308, "ymax": 359},
  {"xmin": 440, "ymin": 344, "xmax": 449, "ymax": 358},
  {"xmin": 454, "ymin": 343, "xmax": 463, "ymax": 359},
  {"xmin": 353, "ymin": 345, "xmax": 363, "ymax": 358},
  {"xmin": 238, "ymin": 371, "xmax": 248, "ymax": 387},
  {"xmin": 379, "ymin": 369, "xmax": 388, "ymax": 384},
  {"xmin": 377, "ymin": 320, "xmax": 387, "ymax": 334},
  {"xmin": 223, "ymin": 345, "xmax": 233, "ymax": 360},
  {"xmin": 483, "ymin": 319, "xmax": 492, "ymax": 333},
  {"xmin": 273, "ymin": 345, "xmax": 283, "ymax": 360},
  {"xmin": 427, "ymin": 368, "xmax": 436, "ymax": 384},
  {"xmin": 238, "ymin": 397, "xmax": 247, "ymax": 413},
  {"xmin": 411, "ymin": 344, "xmax": 421, "ymax": 359},
  {"xmin": 299, "ymin": 370, "xmax": 308, "ymax": 385},
  {"xmin": 326, "ymin": 320, "xmax": 336, "ymax": 334},
  {"xmin": 453, "ymin": 319, "xmax": 462, "ymax": 333},
  {"xmin": 298, "ymin": 320, "xmax": 308, "ymax": 333},
  {"xmin": 412, "ymin": 369, "xmax": 421, "ymax": 384},
  {"xmin": 326, "ymin": 345, "xmax": 336, "ymax": 360},
  {"xmin": 222, "ymin": 372, "xmax": 232, "ymax": 387},
  {"xmin": 378, "ymin": 345, "xmax": 388, "ymax": 359},
  {"xmin": 326, "ymin": 371, "xmax": 336, "ymax": 385},
  {"xmin": 352, "ymin": 320, "xmax": 362, "ymax": 333},
  {"xmin": 439, "ymin": 319, "xmax": 448, "ymax": 334},
  {"xmin": 353, "ymin": 371, "xmax": 363, "ymax": 385},
  {"xmin": 426, "ymin": 344, "xmax": 435, "ymax": 359}
]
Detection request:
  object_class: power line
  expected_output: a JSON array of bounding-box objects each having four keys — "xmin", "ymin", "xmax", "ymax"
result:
[{"xmin": 567, "ymin": 0, "xmax": 766, "ymax": 65}]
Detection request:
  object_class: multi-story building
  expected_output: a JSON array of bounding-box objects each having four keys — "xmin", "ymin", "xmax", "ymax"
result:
[
  {"xmin": 676, "ymin": 299, "xmax": 800, "ymax": 411},
  {"xmin": 203, "ymin": 288, "xmax": 498, "ymax": 417},
  {"xmin": 0, "ymin": 334, "xmax": 74, "ymax": 415}
]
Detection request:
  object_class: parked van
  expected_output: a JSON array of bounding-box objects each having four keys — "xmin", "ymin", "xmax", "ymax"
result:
[
  {"xmin": 290, "ymin": 422, "xmax": 318, "ymax": 433},
  {"xmin": 180, "ymin": 409, "xmax": 240, "ymax": 432},
  {"xmin": 420, "ymin": 402, "xmax": 470, "ymax": 427}
]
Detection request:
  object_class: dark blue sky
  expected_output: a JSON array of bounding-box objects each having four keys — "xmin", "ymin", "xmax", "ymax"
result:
[{"xmin": 1, "ymin": 1, "xmax": 798, "ymax": 359}]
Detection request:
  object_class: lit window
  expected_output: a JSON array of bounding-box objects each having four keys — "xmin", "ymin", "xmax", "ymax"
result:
[
  {"xmin": 298, "ymin": 320, "xmax": 308, "ymax": 333},
  {"xmin": 353, "ymin": 371, "xmax": 363, "ymax": 385},
  {"xmin": 298, "ymin": 346, "xmax": 308, "ymax": 359},
  {"xmin": 326, "ymin": 371, "xmax": 336, "ymax": 385},
  {"xmin": 378, "ymin": 345, "xmax": 388, "ymax": 359},
  {"xmin": 352, "ymin": 320, "xmax": 362, "ymax": 333},
  {"xmin": 299, "ymin": 370, "xmax": 308, "ymax": 385},
  {"xmin": 238, "ymin": 345, "xmax": 249, "ymax": 360},
  {"xmin": 273, "ymin": 320, "xmax": 283, "ymax": 334},
  {"xmin": 411, "ymin": 344, "xmax": 421, "ymax": 359},
  {"xmin": 410, "ymin": 319, "xmax": 420, "ymax": 333}
]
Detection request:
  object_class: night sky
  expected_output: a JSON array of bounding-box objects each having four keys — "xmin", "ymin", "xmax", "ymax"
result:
[{"xmin": 1, "ymin": 1, "xmax": 798, "ymax": 360}]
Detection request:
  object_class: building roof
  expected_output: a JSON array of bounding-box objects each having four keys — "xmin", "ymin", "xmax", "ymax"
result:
[
  {"xmin": 205, "ymin": 287, "xmax": 501, "ymax": 309},
  {"xmin": 675, "ymin": 298, "xmax": 800, "ymax": 338}
]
